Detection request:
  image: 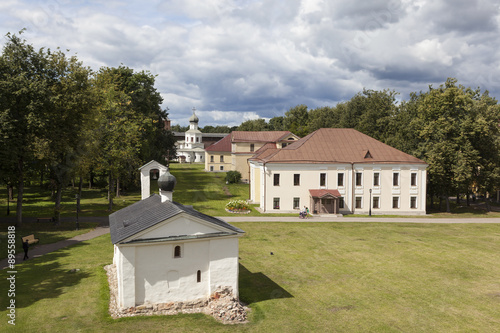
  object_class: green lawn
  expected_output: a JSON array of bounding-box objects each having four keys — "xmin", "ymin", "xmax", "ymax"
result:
[
  {"xmin": 2, "ymin": 163, "xmax": 500, "ymax": 219},
  {"xmin": 1, "ymin": 222, "xmax": 499, "ymax": 332},
  {"xmin": 0, "ymin": 164, "xmax": 298, "ymax": 219}
]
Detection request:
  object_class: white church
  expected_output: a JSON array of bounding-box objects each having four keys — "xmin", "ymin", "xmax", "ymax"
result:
[
  {"xmin": 175, "ymin": 108, "xmax": 206, "ymax": 163},
  {"xmin": 109, "ymin": 160, "xmax": 245, "ymax": 308}
]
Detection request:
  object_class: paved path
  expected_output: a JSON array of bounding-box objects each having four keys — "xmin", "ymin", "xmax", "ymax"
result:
[
  {"xmin": 3, "ymin": 215, "xmax": 499, "ymax": 269},
  {"xmin": 219, "ymin": 216, "xmax": 500, "ymax": 223}
]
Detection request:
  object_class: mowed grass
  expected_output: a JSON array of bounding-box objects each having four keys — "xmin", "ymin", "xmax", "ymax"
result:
[{"xmin": 1, "ymin": 222, "xmax": 500, "ymax": 332}]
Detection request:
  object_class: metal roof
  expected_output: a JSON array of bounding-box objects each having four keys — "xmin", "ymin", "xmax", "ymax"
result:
[{"xmin": 109, "ymin": 194, "xmax": 244, "ymax": 244}]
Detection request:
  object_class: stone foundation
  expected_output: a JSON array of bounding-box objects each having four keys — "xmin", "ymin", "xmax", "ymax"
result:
[{"xmin": 104, "ymin": 264, "xmax": 248, "ymax": 324}]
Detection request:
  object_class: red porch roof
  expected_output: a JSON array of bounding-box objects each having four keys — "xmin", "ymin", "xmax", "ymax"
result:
[{"xmin": 309, "ymin": 189, "xmax": 341, "ymax": 198}]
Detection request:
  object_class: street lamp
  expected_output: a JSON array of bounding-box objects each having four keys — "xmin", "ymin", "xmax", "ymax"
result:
[{"xmin": 369, "ymin": 189, "xmax": 372, "ymax": 217}]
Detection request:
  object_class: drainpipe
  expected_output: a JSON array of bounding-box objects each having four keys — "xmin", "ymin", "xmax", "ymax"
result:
[
  {"xmin": 351, "ymin": 162, "xmax": 355, "ymax": 214},
  {"xmin": 263, "ymin": 161, "xmax": 267, "ymax": 212}
]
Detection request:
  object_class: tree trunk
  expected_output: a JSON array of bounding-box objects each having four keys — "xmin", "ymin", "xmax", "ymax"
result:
[
  {"xmin": 485, "ymin": 193, "xmax": 491, "ymax": 211},
  {"xmin": 40, "ymin": 166, "xmax": 44, "ymax": 187},
  {"xmin": 445, "ymin": 196, "xmax": 451, "ymax": 213},
  {"xmin": 456, "ymin": 192, "xmax": 460, "ymax": 205},
  {"xmin": 16, "ymin": 159, "xmax": 24, "ymax": 228},
  {"xmin": 89, "ymin": 170, "xmax": 94, "ymax": 189},
  {"xmin": 8, "ymin": 184, "xmax": 13, "ymax": 201},
  {"xmin": 108, "ymin": 173, "xmax": 114, "ymax": 212},
  {"xmin": 77, "ymin": 176, "xmax": 83, "ymax": 213},
  {"xmin": 116, "ymin": 177, "xmax": 120, "ymax": 198},
  {"xmin": 54, "ymin": 182, "xmax": 63, "ymax": 226},
  {"xmin": 466, "ymin": 190, "xmax": 470, "ymax": 206}
]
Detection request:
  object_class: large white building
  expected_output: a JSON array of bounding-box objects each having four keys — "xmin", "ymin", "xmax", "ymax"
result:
[
  {"xmin": 109, "ymin": 161, "xmax": 245, "ymax": 308},
  {"xmin": 249, "ymin": 128, "xmax": 428, "ymax": 215}
]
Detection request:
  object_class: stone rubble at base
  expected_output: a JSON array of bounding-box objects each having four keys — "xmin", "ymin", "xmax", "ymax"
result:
[{"xmin": 105, "ymin": 264, "xmax": 248, "ymax": 324}]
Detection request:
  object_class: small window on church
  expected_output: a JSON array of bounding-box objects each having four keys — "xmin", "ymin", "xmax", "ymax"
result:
[
  {"xmin": 196, "ymin": 137, "xmax": 199, "ymax": 142},
  {"xmin": 197, "ymin": 270, "xmax": 201, "ymax": 283},
  {"xmin": 174, "ymin": 245, "xmax": 181, "ymax": 258}
]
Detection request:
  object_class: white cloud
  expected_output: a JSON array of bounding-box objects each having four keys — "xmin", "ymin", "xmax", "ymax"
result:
[{"xmin": 1, "ymin": 0, "xmax": 500, "ymax": 126}]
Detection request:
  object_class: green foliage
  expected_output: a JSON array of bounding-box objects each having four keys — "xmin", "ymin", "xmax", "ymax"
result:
[
  {"xmin": 237, "ymin": 118, "xmax": 268, "ymax": 131},
  {"xmin": 0, "ymin": 32, "xmax": 176, "ymax": 221},
  {"xmin": 225, "ymin": 170, "xmax": 242, "ymax": 184},
  {"xmin": 225, "ymin": 199, "xmax": 249, "ymax": 211}
]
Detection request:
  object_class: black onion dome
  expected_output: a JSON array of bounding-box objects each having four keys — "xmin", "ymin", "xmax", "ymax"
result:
[
  {"xmin": 189, "ymin": 111, "xmax": 199, "ymax": 123},
  {"xmin": 158, "ymin": 170, "xmax": 177, "ymax": 192}
]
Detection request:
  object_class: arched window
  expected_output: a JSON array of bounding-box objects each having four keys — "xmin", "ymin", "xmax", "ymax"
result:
[
  {"xmin": 174, "ymin": 245, "xmax": 181, "ymax": 258},
  {"xmin": 197, "ymin": 270, "xmax": 201, "ymax": 283}
]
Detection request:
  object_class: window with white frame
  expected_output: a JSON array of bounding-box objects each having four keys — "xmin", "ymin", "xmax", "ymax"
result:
[
  {"xmin": 338, "ymin": 173, "xmax": 344, "ymax": 186},
  {"xmin": 355, "ymin": 172, "xmax": 362, "ymax": 186},
  {"xmin": 355, "ymin": 197, "xmax": 362, "ymax": 209},
  {"xmin": 393, "ymin": 172, "xmax": 400, "ymax": 186},
  {"xmin": 411, "ymin": 172, "xmax": 417, "ymax": 186},
  {"xmin": 392, "ymin": 196, "xmax": 400, "ymax": 209},
  {"xmin": 320, "ymin": 173, "xmax": 326, "ymax": 187},
  {"xmin": 373, "ymin": 196, "xmax": 380, "ymax": 209},
  {"xmin": 373, "ymin": 172, "xmax": 380, "ymax": 186},
  {"xmin": 410, "ymin": 196, "xmax": 417, "ymax": 208},
  {"xmin": 294, "ymin": 174, "xmax": 300, "ymax": 186},
  {"xmin": 293, "ymin": 197, "xmax": 300, "ymax": 209},
  {"xmin": 339, "ymin": 197, "xmax": 345, "ymax": 208},
  {"xmin": 273, "ymin": 197, "xmax": 280, "ymax": 209}
]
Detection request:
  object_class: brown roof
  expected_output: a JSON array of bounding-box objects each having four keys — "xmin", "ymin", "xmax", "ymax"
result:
[
  {"xmin": 205, "ymin": 134, "xmax": 231, "ymax": 152},
  {"xmin": 309, "ymin": 189, "xmax": 341, "ymax": 198},
  {"xmin": 231, "ymin": 131, "xmax": 293, "ymax": 143},
  {"xmin": 251, "ymin": 128, "xmax": 426, "ymax": 165}
]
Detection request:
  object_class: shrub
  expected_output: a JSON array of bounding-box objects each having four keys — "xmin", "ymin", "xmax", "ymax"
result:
[
  {"xmin": 225, "ymin": 200, "xmax": 250, "ymax": 211},
  {"xmin": 225, "ymin": 170, "xmax": 242, "ymax": 184}
]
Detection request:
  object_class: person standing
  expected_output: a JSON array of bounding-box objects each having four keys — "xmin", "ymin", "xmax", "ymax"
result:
[{"xmin": 23, "ymin": 239, "xmax": 29, "ymax": 260}]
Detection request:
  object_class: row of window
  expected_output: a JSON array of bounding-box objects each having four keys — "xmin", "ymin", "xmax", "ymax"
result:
[
  {"xmin": 273, "ymin": 172, "xmax": 418, "ymax": 187},
  {"xmin": 186, "ymin": 136, "xmax": 201, "ymax": 143},
  {"xmin": 210, "ymin": 155, "xmax": 225, "ymax": 163},
  {"xmin": 209, "ymin": 166, "xmax": 224, "ymax": 171},
  {"xmin": 273, "ymin": 196, "xmax": 419, "ymax": 210}
]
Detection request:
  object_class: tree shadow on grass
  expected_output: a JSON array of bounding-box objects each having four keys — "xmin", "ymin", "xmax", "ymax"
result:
[
  {"xmin": 238, "ymin": 264, "xmax": 293, "ymax": 305},
  {"xmin": 1, "ymin": 242, "xmax": 90, "ymax": 309}
]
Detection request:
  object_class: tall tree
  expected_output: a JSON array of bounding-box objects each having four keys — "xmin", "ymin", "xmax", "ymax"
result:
[
  {"xmin": 283, "ymin": 104, "xmax": 309, "ymax": 137},
  {"xmin": 0, "ymin": 31, "xmax": 49, "ymax": 227},
  {"xmin": 38, "ymin": 49, "xmax": 96, "ymax": 224}
]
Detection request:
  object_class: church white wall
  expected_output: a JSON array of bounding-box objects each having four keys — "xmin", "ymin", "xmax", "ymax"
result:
[
  {"xmin": 115, "ymin": 236, "xmax": 240, "ymax": 307},
  {"xmin": 117, "ymin": 246, "xmax": 136, "ymax": 308},
  {"xmin": 253, "ymin": 162, "xmax": 427, "ymax": 215},
  {"xmin": 134, "ymin": 215, "xmax": 224, "ymax": 240},
  {"xmin": 208, "ymin": 237, "xmax": 239, "ymax": 295}
]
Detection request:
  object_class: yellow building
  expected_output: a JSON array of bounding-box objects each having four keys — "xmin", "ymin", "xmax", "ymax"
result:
[{"xmin": 205, "ymin": 131, "xmax": 300, "ymax": 182}]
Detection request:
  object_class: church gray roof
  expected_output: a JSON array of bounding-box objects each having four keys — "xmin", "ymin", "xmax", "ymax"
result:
[{"xmin": 109, "ymin": 194, "xmax": 244, "ymax": 244}]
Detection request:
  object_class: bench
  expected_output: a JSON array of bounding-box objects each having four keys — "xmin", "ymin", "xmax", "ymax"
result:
[
  {"xmin": 22, "ymin": 234, "xmax": 39, "ymax": 246},
  {"xmin": 37, "ymin": 217, "xmax": 54, "ymax": 223}
]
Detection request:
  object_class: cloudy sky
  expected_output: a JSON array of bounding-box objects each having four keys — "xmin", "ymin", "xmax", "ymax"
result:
[{"xmin": 1, "ymin": 0, "xmax": 500, "ymax": 126}]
